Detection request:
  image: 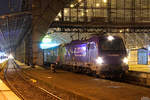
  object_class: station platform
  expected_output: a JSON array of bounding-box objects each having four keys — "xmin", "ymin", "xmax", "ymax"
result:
[
  {"xmin": 14, "ymin": 60, "xmax": 150, "ymax": 100},
  {"xmin": 0, "ymin": 79, "xmax": 20, "ymax": 100},
  {"xmin": 15, "ymin": 60, "xmax": 150, "ymax": 73},
  {"xmin": 0, "ymin": 60, "xmax": 21, "ymax": 100},
  {"xmin": 15, "ymin": 60, "xmax": 150, "ymax": 86},
  {"xmin": 129, "ymin": 64, "xmax": 150, "ymax": 73},
  {"xmin": 15, "ymin": 60, "xmax": 44, "ymax": 70}
]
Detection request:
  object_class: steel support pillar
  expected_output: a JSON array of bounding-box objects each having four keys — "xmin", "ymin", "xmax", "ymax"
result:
[{"xmin": 32, "ymin": 0, "xmax": 72, "ymax": 65}]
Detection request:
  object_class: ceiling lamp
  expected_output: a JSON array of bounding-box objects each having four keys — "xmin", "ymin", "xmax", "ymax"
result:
[
  {"xmin": 64, "ymin": 9, "xmax": 68, "ymax": 13},
  {"xmin": 103, "ymin": 0, "xmax": 107, "ymax": 3},
  {"xmin": 78, "ymin": 0, "xmax": 82, "ymax": 2},
  {"xmin": 96, "ymin": 3, "xmax": 100, "ymax": 7},
  {"xmin": 70, "ymin": 4, "xmax": 74, "ymax": 8}
]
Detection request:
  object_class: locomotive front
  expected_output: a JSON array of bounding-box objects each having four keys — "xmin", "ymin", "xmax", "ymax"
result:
[{"xmin": 96, "ymin": 36, "xmax": 128, "ymax": 77}]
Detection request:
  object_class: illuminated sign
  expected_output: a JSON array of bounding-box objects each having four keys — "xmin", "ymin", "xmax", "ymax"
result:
[
  {"xmin": 74, "ymin": 44, "xmax": 86, "ymax": 56},
  {"xmin": 40, "ymin": 35, "xmax": 59, "ymax": 49},
  {"xmin": 42, "ymin": 35, "xmax": 52, "ymax": 43}
]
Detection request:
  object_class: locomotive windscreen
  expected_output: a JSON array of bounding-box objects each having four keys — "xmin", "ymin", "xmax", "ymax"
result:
[{"xmin": 99, "ymin": 38, "xmax": 125, "ymax": 51}]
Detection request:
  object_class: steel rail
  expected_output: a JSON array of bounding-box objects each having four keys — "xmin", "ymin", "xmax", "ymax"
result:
[
  {"xmin": 4, "ymin": 60, "xmax": 26, "ymax": 100},
  {"xmin": 13, "ymin": 61, "xmax": 63, "ymax": 100},
  {"xmin": 5, "ymin": 60, "xmax": 62, "ymax": 100}
]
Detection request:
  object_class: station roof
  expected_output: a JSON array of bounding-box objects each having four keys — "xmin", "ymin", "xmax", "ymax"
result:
[
  {"xmin": 0, "ymin": 0, "xmax": 150, "ymax": 52},
  {"xmin": 0, "ymin": 1, "xmax": 31, "ymax": 52},
  {"xmin": 0, "ymin": 0, "xmax": 22, "ymax": 15}
]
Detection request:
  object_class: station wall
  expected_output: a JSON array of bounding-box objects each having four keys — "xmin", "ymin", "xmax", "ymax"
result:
[
  {"xmin": 128, "ymin": 48, "xmax": 150, "ymax": 65},
  {"xmin": 128, "ymin": 50, "xmax": 138, "ymax": 65}
]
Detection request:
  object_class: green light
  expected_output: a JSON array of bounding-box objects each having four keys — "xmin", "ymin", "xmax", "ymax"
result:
[
  {"xmin": 40, "ymin": 34, "xmax": 59, "ymax": 49},
  {"xmin": 42, "ymin": 35, "xmax": 52, "ymax": 43}
]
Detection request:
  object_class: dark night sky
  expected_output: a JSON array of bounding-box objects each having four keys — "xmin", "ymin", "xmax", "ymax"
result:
[{"xmin": 0, "ymin": 0, "xmax": 22, "ymax": 15}]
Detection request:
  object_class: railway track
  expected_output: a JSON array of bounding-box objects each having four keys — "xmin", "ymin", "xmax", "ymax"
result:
[
  {"xmin": 3, "ymin": 59, "xmax": 150, "ymax": 100},
  {"xmin": 4, "ymin": 59, "xmax": 62, "ymax": 100}
]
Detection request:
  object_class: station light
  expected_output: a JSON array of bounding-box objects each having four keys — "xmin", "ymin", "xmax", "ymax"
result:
[
  {"xmin": 96, "ymin": 57, "xmax": 104, "ymax": 64},
  {"xmin": 103, "ymin": 0, "xmax": 107, "ymax": 3},
  {"xmin": 40, "ymin": 43, "xmax": 59, "ymax": 49},
  {"xmin": 86, "ymin": 10, "xmax": 88, "ymax": 13},
  {"xmin": 126, "ymin": 28, "xmax": 129, "ymax": 32},
  {"xmin": 123, "ymin": 57, "xmax": 128, "ymax": 64},
  {"xmin": 81, "ymin": 12, "xmax": 84, "ymax": 16},
  {"xmin": 8, "ymin": 54, "xmax": 14, "ymax": 59},
  {"xmin": 42, "ymin": 35, "xmax": 52, "ymax": 43},
  {"xmin": 40, "ymin": 34, "xmax": 60, "ymax": 49},
  {"xmin": 120, "ymin": 30, "xmax": 123, "ymax": 33},
  {"xmin": 96, "ymin": 3, "xmax": 100, "ymax": 7},
  {"xmin": 70, "ymin": 4, "xmax": 74, "ymax": 8},
  {"xmin": 64, "ymin": 9, "xmax": 68, "ymax": 13},
  {"xmin": 55, "ymin": 18, "xmax": 59, "ymax": 21},
  {"xmin": 148, "ymin": 46, "xmax": 150, "ymax": 51},
  {"xmin": 107, "ymin": 36, "xmax": 114, "ymax": 41}
]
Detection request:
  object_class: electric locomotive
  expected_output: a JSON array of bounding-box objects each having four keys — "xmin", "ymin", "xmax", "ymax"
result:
[{"xmin": 44, "ymin": 35, "xmax": 128, "ymax": 78}]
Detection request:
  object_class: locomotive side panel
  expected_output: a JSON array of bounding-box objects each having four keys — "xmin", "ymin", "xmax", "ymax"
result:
[
  {"xmin": 73, "ymin": 43, "xmax": 88, "ymax": 66},
  {"xmin": 64, "ymin": 43, "xmax": 88, "ymax": 67},
  {"xmin": 62, "ymin": 38, "xmax": 100, "ymax": 72}
]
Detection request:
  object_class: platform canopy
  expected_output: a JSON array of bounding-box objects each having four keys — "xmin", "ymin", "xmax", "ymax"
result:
[
  {"xmin": 0, "ymin": 0, "xmax": 31, "ymax": 52},
  {"xmin": 40, "ymin": 32, "xmax": 73, "ymax": 49}
]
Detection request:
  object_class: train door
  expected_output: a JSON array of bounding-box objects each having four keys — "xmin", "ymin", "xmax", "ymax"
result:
[
  {"xmin": 138, "ymin": 48, "xmax": 148, "ymax": 65},
  {"xmin": 43, "ymin": 49, "xmax": 50, "ymax": 65},
  {"xmin": 87, "ymin": 41, "xmax": 98, "ymax": 63}
]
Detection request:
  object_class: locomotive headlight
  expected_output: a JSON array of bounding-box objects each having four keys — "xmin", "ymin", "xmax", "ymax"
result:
[
  {"xmin": 123, "ymin": 57, "xmax": 128, "ymax": 64},
  {"xmin": 107, "ymin": 36, "xmax": 114, "ymax": 41},
  {"xmin": 96, "ymin": 57, "xmax": 104, "ymax": 64}
]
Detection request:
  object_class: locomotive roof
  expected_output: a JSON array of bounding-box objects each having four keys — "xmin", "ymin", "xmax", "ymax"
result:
[{"xmin": 64, "ymin": 35, "xmax": 122, "ymax": 46}]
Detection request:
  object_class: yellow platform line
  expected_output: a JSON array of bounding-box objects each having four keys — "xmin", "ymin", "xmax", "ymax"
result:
[
  {"xmin": 129, "ymin": 64, "xmax": 150, "ymax": 73},
  {"xmin": 0, "ymin": 80, "xmax": 21, "ymax": 100}
]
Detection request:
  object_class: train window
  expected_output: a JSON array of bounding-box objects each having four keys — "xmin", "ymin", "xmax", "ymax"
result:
[
  {"xmin": 54, "ymin": 48, "xmax": 58, "ymax": 56},
  {"xmin": 100, "ymin": 38, "xmax": 125, "ymax": 51},
  {"xmin": 88, "ymin": 42, "xmax": 96, "ymax": 49},
  {"xmin": 90, "ymin": 44, "xmax": 95, "ymax": 49}
]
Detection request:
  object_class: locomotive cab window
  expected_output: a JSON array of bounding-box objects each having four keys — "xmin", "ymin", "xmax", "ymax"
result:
[{"xmin": 99, "ymin": 38, "xmax": 125, "ymax": 51}]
